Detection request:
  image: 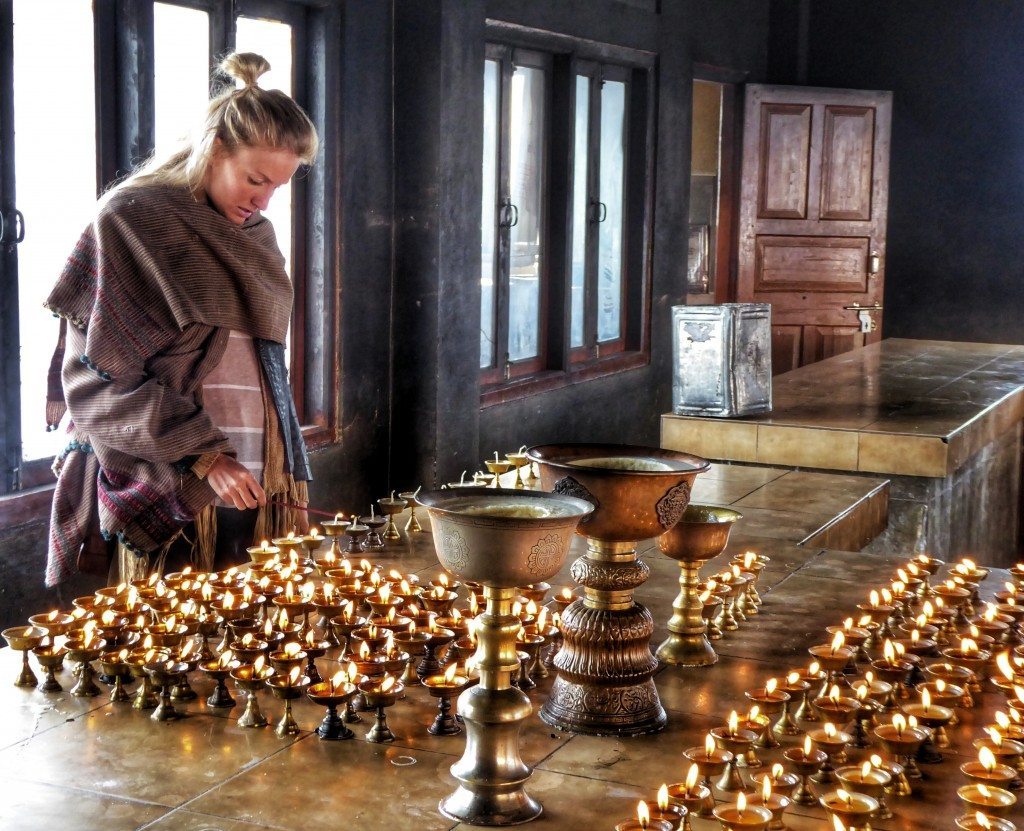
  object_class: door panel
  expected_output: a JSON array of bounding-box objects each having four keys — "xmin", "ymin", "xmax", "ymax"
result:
[
  {"xmin": 757, "ymin": 104, "xmax": 812, "ymax": 219},
  {"xmin": 802, "ymin": 326, "xmax": 866, "ymax": 366},
  {"xmin": 754, "ymin": 236, "xmax": 868, "ymax": 293},
  {"xmin": 820, "ymin": 106, "xmax": 875, "ymax": 221},
  {"xmin": 771, "ymin": 326, "xmax": 803, "ymax": 376},
  {"xmin": 739, "ymin": 84, "xmax": 891, "ymax": 372}
]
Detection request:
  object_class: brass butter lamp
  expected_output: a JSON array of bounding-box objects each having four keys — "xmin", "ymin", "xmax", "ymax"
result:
[
  {"xmin": 656, "ymin": 505, "xmax": 741, "ymax": 667},
  {"xmin": 418, "ymin": 486, "xmax": 592, "ymax": 826}
]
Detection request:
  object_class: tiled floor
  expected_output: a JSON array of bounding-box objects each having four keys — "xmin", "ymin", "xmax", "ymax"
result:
[{"xmin": 0, "ymin": 466, "xmax": 1012, "ymax": 831}]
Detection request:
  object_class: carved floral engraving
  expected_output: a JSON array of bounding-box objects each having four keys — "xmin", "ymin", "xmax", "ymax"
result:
[
  {"xmin": 438, "ymin": 526, "xmax": 470, "ymax": 574},
  {"xmin": 656, "ymin": 480, "xmax": 692, "ymax": 529},
  {"xmin": 527, "ymin": 533, "xmax": 563, "ymax": 576},
  {"xmin": 553, "ymin": 476, "xmax": 599, "ymax": 509}
]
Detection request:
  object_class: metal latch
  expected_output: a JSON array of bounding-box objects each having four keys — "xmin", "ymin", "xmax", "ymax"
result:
[{"xmin": 858, "ymin": 309, "xmax": 875, "ymax": 333}]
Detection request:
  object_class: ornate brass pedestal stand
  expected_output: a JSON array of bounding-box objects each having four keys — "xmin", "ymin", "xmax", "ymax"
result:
[
  {"xmin": 418, "ymin": 488, "xmax": 592, "ymax": 826},
  {"xmin": 527, "ymin": 444, "xmax": 709, "ymax": 736},
  {"xmin": 656, "ymin": 506, "xmax": 741, "ymax": 667}
]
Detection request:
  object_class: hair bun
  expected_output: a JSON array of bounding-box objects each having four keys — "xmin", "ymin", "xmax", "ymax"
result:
[{"xmin": 220, "ymin": 52, "xmax": 271, "ymax": 89}]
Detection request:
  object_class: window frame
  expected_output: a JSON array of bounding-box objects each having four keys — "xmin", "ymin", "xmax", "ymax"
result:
[
  {"xmin": 0, "ymin": 0, "xmax": 340, "ymax": 514},
  {"xmin": 480, "ymin": 43, "xmax": 553, "ymax": 388},
  {"xmin": 479, "ymin": 22, "xmax": 655, "ymax": 407}
]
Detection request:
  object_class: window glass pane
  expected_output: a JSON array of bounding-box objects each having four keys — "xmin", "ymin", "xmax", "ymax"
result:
[
  {"xmin": 508, "ymin": 65, "xmax": 545, "ymax": 363},
  {"xmin": 154, "ymin": 3, "xmax": 209, "ymax": 162},
  {"xmin": 570, "ymin": 76, "xmax": 589, "ymax": 349},
  {"xmin": 235, "ymin": 16, "xmax": 295, "ymax": 368},
  {"xmin": 597, "ymin": 79, "xmax": 625, "ymax": 343},
  {"xmin": 480, "ymin": 60, "xmax": 499, "ymax": 369},
  {"xmin": 235, "ymin": 16, "xmax": 294, "ymax": 276},
  {"xmin": 14, "ymin": 0, "xmax": 96, "ymax": 461}
]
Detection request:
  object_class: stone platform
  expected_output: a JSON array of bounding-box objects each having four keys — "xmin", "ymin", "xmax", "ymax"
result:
[{"xmin": 663, "ymin": 339, "xmax": 1024, "ymax": 565}]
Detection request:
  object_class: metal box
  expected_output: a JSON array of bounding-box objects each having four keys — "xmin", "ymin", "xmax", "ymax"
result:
[{"xmin": 671, "ymin": 304, "xmax": 772, "ymax": 417}]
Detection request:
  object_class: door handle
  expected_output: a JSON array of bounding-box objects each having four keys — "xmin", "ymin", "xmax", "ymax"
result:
[{"xmin": 843, "ymin": 304, "xmax": 883, "ymax": 311}]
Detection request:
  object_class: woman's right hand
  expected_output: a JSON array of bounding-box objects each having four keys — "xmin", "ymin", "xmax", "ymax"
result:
[{"xmin": 206, "ymin": 454, "xmax": 267, "ymax": 510}]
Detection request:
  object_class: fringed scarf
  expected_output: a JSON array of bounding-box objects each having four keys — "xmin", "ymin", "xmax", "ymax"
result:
[{"xmin": 45, "ymin": 184, "xmax": 310, "ymax": 586}]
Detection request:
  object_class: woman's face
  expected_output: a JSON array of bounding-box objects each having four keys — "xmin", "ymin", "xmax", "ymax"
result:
[{"xmin": 204, "ymin": 142, "xmax": 302, "ymax": 225}]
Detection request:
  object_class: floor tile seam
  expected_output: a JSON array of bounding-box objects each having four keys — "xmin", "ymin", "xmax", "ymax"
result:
[
  {"xmin": 135, "ymin": 806, "xmax": 293, "ymax": 831},
  {"xmin": 171, "ymin": 732, "xmax": 316, "ymax": 815},
  {"xmin": 0, "ymin": 774, "xmax": 178, "ymax": 810},
  {"xmin": 0, "ymin": 699, "xmax": 113, "ymax": 752}
]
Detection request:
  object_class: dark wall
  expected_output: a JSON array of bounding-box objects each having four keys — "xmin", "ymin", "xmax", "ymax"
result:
[{"xmin": 772, "ymin": 0, "xmax": 1024, "ymax": 345}]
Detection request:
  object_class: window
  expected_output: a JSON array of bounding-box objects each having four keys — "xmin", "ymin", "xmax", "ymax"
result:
[
  {"xmin": 480, "ymin": 46, "xmax": 551, "ymax": 385},
  {"xmin": 479, "ymin": 31, "xmax": 654, "ymax": 401},
  {"xmin": 0, "ymin": 0, "xmax": 338, "ymax": 502}
]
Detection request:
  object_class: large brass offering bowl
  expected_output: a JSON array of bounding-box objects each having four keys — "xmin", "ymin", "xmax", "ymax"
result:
[
  {"xmin": 526, "ymin": 443, "xmax": 710, "ymax": 541},
  {"xmin": 525, "ymin": 443, "xmax": 709, "ymax": 737},
  {"xmin": 416, "ymin": 488, "xmax": 593, "ymax": 827},
  {"xmin": 416, "ymin": 488, "xmax": 594, "ymax": 587}
]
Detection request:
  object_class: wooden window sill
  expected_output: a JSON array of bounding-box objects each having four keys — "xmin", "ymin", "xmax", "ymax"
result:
[
  {"xmin": 0, "ymin": 484, "xmax": 54, "ymax": 530},
  {"xmin": 480, "ymin": 351, "xmax": 649, "ymax": 408}
]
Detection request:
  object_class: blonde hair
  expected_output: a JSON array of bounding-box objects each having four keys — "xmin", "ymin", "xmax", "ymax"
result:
[{"xmin": 119, "ymin": 52, "xmax": 318, "ymax": 195}]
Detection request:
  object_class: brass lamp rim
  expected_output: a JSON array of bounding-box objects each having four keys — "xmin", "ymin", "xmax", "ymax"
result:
[
  {"xmin": 677, "ymin": 504, "xmax": 743, "ymax": 525},
  {"xmin": 415, "ymin": 486, "xmax": 594, "ymax": 526},
  {"xmin": 526, "ymin": 442, "xmax": 710, "ymax": 476}
]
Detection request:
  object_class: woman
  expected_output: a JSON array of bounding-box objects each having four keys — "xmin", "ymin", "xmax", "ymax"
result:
[{"xmin": 43, "ymin": 53, "xmax": 317, "ymax": 586}]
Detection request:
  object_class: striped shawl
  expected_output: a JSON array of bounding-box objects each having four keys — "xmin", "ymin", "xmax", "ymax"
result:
[{"xmin": 44, "ymin": 184, "xmax": 306, "ymax": 587}]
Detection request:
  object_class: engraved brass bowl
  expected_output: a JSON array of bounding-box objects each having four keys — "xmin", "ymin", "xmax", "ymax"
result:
[
  {"xmin": 525, "ymin": 443, "xmax": 710, "ymax": 541},
  {"xmin": 416, "ymin": 487, "xmax": 594, "ymax": 587}
]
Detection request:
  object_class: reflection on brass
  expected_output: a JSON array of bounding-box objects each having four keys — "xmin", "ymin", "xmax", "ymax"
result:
[
  {"xmin": 656, "ymin": 505, "xmax": 741, "ymax": 667},
  {"xmin": 418, "ymin": 487, "xmax": 592, "ymax": 827},
  {"xmin": 527, "ymin": 444, "xmax": 709, "ymax": 737}
]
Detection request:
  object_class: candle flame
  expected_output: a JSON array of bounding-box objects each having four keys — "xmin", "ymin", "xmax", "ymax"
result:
[
  {"xmin": 253, "ymin": 655, "xmax": 266, "ymax": 674},
  {"xmin": 985, "ymin": 727, "xmax": 1004, "ymax": 748},
  {"xmin": 837, "ymin": 789, "xmax": 852, "ymax": 806},
  {"xmin": 869, "ymin": 590, "xmax": 880, "ymax": 607},
  {"xmin": 766, "ymin": 677, "xmax": 778, "ymax": 696},
  {"xmin": 997, "ymin": 651, "xmax": 1015, "ymax": 680},
  {"xmin": 808, "ymin": 661, "xmax": 820, "ymax": 676},
  {"xmin": 977, "ymin": 813, "xmax": 992, "ymax": 830},
  {"xmin": 219, "ymin": 649, "xmax": 234, "ymax": 668},
  {"xmin": 223, "ymin": 590, "xmax": 235, "ymax": 610},
  {"xmin": 829, "ymin": 684, "xmax": 841, "ymax": 703},
  {"xmin": 824, "ymin": 722, "xmax": 837, "ymax": 738},
  {"xmin": 855, "ymin": 683, "xmax": 868, "ymax": 701},
  {"xmin": 347, "ymin": 661, "xmax": 358, "ymax": 682},
  {"xmin": 861, "ymin": 760, "xmax": 871, "ymax": 778},
  {"xmin": 705, "ymin": 733, "xmax": 716, "ymax": 757},
  {"xmin": 961, "ymin": 637, "xmax": 979, "ymax": 655},
  {"xmin": 980, "ymin": 746, "xmax": 997, "ymax": 771},
  {"xmin": 685, "ymin": 763, "xmax": 699, "ymax": 791},
  {"xmin": 727, "ymin": 710, "xmax": 739, "ymax": 735},
  {"xmin": 657, "ymin": 784, "xmax": 669, "ymax": 811},
  {"xmin": 883, "ymin": 639, "xmax": 896, "ymax": 664},
  {"xmin": 771, "ymin": 763, "xmax": 783, "ymax": 781},
  {"xmin": 803, "ymin": 735, "xmax": 812, "ymax": 756},
  {"xmin": 288, "ymin": 666, "xmax": 301, "ymax": 685},
  {"xmin": 922, "ymin": 687, "xmax": 931, "ymax": 710},
  {"xmin": 979, "ymin": 784, "xmax": 992, "ymax": 799},
  {"xmin": 284, "ymin": 641, "xmax": 302, "ymax": 658},
  {"xmin": 936, "ymin": 678, "xmax": 947, "ymax": 693},
  {"xmin": 761, "ymin": 774, "xmax": 771, "ymax": 802},
  {"xmin": 444, "ymin": 663, "xmax": 458, "ymax": 684},
  {"xmin": 359, "ymin": 640, "xmax": 370, "ymax": 660},
  {"xmin": 787, "ymin": 671, "xmax": 800, "ymax": 685},
  {"xmin": 381, "ymin": 675, "xmax": 397, "ymax": 693},
  {"xmin": 736, "ymin": 792, "xmax": 746, "ymax": 813}
]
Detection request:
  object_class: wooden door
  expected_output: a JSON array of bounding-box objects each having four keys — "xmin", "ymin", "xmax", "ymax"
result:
[{"xmin": 737, "ymin": 84, "xmax": 892, "ymax": 374}]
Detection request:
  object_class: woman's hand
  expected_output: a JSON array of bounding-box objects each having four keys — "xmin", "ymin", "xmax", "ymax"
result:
[{"xmin": 206, "ymin": 454, "xmax": 266, "ymax": 510}]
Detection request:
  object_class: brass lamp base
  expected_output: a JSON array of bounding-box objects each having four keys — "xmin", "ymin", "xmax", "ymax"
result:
[
  {"xmin": 540, "ymin": 542, "xmax": 665, "ymax": 737},
  {"xmin": 441, "ymin": 586, "xmax": 543, "ymax": 826}
]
